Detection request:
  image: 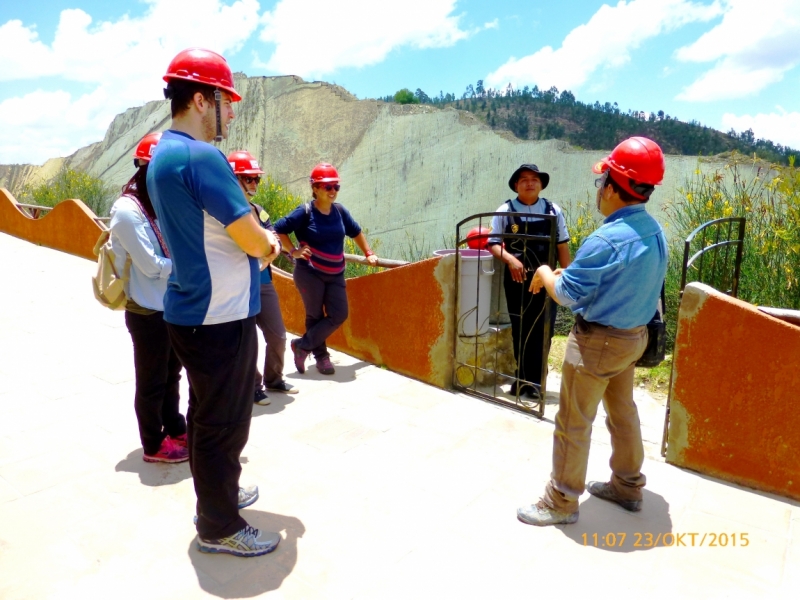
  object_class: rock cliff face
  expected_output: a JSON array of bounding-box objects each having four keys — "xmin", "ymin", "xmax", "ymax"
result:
[{"xmin": 1, "ymin": 74, "xmax": 725, "ymax": 258}]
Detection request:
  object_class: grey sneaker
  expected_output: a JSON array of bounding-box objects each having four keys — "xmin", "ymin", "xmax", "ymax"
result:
[
  {"xmin": 517, "ymin": 501, "xmax": 578, "ymax": 526},
  {"xmin": 197, "ymin": 525, "xmax": 281, "ymax": 557},
  {"xmin": 266, "ymin": 381, "xmax": 298, "ymax": 394},
  {"xmin": 238, "ymin": 485, "xmax": 259, "ymax": 509},
  {"xmin": 586, "ymin": 481, "xmax": 642, "ymax": 512},
  {"xmin": 193, "ymin": 485, "xmax": 260, "ymax": 524}
]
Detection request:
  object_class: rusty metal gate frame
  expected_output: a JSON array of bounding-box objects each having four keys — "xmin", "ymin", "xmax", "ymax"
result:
[
  {"xmin": 661, "ymin": 216, "xmax": 746, "ymax": 456},
  {"xmin": 452, "ymin": 212, "xmax": 558, "ymax": 419}
]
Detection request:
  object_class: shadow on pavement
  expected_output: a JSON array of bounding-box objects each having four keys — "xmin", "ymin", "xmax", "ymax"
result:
[
  {"xmin": 252, "ymin": 393, "xmax": 296, "ymax": 416},
  {"xmin": 115, "ymin": 449, "xmax": 192, "ymax": 486},
  {"xmin": 557, "ymin": 488, "xmax": 673, "ymax": 553},
  {"xmin": 189, "ymin": 509, "xmax": 305, "ymax": 598},
  {"xmin": 288, "ymin": 360, "xmax": 370, "ymax": 383}
]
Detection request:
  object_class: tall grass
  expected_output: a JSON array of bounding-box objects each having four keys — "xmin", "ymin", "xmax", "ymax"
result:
[{"xmin": 664, "ymin": 154, "xmax": 800, "ymax": 312}]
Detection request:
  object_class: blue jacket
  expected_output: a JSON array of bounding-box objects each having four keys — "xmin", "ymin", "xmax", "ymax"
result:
[{"xmin": 554, "ymin": 204, "xmax": 668, "ymax": 329}]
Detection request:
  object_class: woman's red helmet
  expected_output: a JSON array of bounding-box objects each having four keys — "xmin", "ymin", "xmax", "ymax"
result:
[
  {"xmin": 310, "ymin": 163, "xmax": 339, "ymax": 184},
  {"xmin": 227, "ymin": 150, "xmax": 264, "ymax": 175},
  {"xmin": 163, "ymin": 48, "xmax": 241, "ymax": 102},
  {"xmin": 134, "ymin": 132, "xmax": 161, "ymax": 165},
  {"xmin": 593, "ymin": 136, "xmax": 665, "ymax": 200}
]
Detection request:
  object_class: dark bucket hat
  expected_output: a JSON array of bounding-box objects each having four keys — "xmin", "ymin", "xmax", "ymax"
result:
[{"xmin": 508, "ymin": 164, "xmax": 550, "ymax": 191}]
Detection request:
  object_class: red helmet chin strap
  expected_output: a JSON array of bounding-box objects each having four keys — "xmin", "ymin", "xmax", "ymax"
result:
[{"xmin": 214, "ymin": 89, "xmax": 223, "ymax": 143}]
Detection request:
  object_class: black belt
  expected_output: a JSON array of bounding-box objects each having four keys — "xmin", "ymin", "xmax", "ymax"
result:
[{"xmin": 575, "ymin": 314, "xmax": 610, "ymax": 329}]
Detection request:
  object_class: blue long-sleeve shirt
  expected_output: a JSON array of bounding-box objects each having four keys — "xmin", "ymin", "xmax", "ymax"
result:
[{"xmin": 554, "ymin": 204, "xmax": 667, "ymax": 329}]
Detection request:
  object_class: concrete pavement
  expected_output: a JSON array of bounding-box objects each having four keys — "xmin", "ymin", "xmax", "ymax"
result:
[{"xmin": 0, "ymin": 232, "xmax": 798, "ymax": 599}]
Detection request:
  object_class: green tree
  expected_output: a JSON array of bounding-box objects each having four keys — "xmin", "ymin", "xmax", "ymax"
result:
[
  {"xmin": 18, "ymin": 166, "xmax": 116, "ymax": 217},
  {"xmin": 393, "ymin": 88, "xmax": 420, "ymax": 105}
]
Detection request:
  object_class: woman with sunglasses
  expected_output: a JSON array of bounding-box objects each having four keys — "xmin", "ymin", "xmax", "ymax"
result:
[
  {"xmin": 274, "ymin": 163, "xmax": 378, "ymax": 375},
  {"xmin": 110, "ymin": 132, "xmax": 188, "ymax": 463},
  {"xmin": 227, "ymin": 150, "xmax": 297, "ymax": 404}
]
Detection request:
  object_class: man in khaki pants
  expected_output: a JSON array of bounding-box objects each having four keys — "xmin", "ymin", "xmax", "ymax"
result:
[{"xmin": 517, "ymin": 137, "xmax": 668, "ymax": 526}]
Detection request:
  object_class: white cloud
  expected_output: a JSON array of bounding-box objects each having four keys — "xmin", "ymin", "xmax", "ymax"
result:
[
  {"xmin": 0, "ymin": 0, "xmax": 261, "ymax": 164},
  {"xmin": 485, "ymin": 0, "xmax": 722, "ymax": 91},
  {"xmin": 676, "ymin": 0, "xmax": 800, "ymax": 101},
  {"xmin": 258, "ymin": 0, "xmax": 470, "ymax": 77},
  {"xmin": 721, "ymin": 109, "xmax": 800, "ymax": 149}
]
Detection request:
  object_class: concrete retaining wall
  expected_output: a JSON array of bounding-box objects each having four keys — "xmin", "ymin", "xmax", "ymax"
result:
[{"xmin": 666, "ymin": 282, "xmax": 800, "ymax": 501}]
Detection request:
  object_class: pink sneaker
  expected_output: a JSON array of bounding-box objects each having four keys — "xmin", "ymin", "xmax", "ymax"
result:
[
  {"xmin": 316, "ymin": 356, "xmax": 335, "ymax": 375},
  {"xmin": 143, "ymin": 436, "xmax": 189, "ymax": 463},
  {"xmin": 291, "ymin": 339, "xmax": 309, "ymax": 374},
  {"xmin": 172, "ymin": 433, "xmax": 188, "ymax": 448}
]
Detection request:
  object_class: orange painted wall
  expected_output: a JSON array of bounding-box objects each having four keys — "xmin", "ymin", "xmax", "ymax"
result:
[
  {"xmin": 0, "ymin": 188, "xmax": 456, "ymax": 388},
  {"xmin": 666, "ymin": 282, "xmax": 800, "ymax": 501},
  {"xmin": 272, "ymin": 256, "xmax": 455, "ymax": 388},
  {"xmin": 0, "ymin": 188, "xmax": 102, "ymax": 260}
]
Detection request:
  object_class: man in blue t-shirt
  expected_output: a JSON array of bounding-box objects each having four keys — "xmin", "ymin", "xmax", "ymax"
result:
[{"xmin": 147, "ymin": 49, "xmax": 281, "ymax": 558}]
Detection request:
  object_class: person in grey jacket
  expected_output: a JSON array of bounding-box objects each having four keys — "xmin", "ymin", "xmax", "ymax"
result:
[
  {"xmin": 227, "ymin": 150, "xmax": 298, "ymax": 404},
  {"xmin": 110, "ymin": 132, "xmax": 188, "ymax": 464}
]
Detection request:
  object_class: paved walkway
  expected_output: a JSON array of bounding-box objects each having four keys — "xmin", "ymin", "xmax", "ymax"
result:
[{"xmin": 1, "ymin": 232, "xmax": 798, "ymax": 599}]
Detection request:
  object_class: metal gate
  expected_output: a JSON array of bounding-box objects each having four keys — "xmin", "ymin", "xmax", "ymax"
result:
[
  {"xmin": 679, "ymin": 217, "xmax": 746, "ymax": 298},
  {"xmin": 661, "ymin": 216, "xmax": 746, "ymax": 455},
  {"xmin": 452, "ymin": 212, "xmax": 558, "ymax": 418}
]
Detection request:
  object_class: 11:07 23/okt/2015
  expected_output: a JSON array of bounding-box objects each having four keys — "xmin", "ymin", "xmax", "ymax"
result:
[{"xmin": 582, "ymin": 532, "xmax": 750, "ymax": 548}]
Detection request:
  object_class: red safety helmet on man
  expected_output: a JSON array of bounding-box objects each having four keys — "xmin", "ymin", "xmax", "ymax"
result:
[
  {"xmin": 593, "ymin": 136, "xmax": 665, "ymax": 200},
  {"xmin": 228, "ymin": 150, "xmax": 264, "ymax": 175},
  {"xmin": 309, "ymin": 163, "xmax": 339, "ymax": 184},
  {"xmin": 163, "ymin": 48, "xmax": 241, "ymax": 102},
  {"xmin": 134, "ymin": 132, "xmax": 162, "ymax": 167}
]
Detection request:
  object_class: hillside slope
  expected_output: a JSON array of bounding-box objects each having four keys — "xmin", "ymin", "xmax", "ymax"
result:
[{"xmin": 1, "ymin": 75, "xmax": 734, "ymax": 258}]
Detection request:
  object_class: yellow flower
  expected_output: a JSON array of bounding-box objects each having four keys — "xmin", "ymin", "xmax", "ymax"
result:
[{"xmin": 723, "ymin": 206, "xmax": 733, "ymax": 217}]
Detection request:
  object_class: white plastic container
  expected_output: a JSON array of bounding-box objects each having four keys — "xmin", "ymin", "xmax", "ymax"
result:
[{"xmin": 434, "ymin": 249, "xmax": 494, "ymax": 336}]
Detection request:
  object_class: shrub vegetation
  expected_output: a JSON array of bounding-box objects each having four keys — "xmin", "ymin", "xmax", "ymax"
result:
[{"xmin": 18, "ymin": 166, "xmax": 116, "ymax": 217}]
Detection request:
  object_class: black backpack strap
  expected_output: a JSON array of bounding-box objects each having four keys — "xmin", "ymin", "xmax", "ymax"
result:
[{"xmin": 505, "ymin": 199, "xmax": 521, "ymax": 229}]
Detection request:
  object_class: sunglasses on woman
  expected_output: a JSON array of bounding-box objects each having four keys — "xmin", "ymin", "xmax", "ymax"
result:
[
  {"xmin": 318, "ymin": 183, "xmax": 340, "ymax": 192},
  {"xmin": 242, "ymin": 176, "xmax": 261, "ymax": 185}
]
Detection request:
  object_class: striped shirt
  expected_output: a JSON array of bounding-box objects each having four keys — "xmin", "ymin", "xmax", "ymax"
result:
[{"xmin": 274, "ymin": 202, "xmax": 362, "ymax": 275}]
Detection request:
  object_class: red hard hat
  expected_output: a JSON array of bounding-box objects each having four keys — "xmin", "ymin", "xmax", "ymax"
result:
[
  {"xmin": 227, "ymin": 150, "xmax": 264, "ymax": 175},
  {"xmin": 134, "ymin": 132, "xmax": 161, "ymax": 163},
  {"xmin": 163, "ymin": 48, "xmax": 241, "ymax": 102},
  {"xmin": 466, "ymin": 226, "xmax": 491, "ymax": 250},
  {"xmin": 593, "ymin": 136, "xmax": 665, "ymax": 199},
  {"xmin": 310, "ymin": 163, "xmax": 339, "ymax": 184}
]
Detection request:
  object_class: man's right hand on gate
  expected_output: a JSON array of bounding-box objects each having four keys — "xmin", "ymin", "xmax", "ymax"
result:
[{"xmin": 506, "ymin": 255, "xmax": 526, "ymax": 283}]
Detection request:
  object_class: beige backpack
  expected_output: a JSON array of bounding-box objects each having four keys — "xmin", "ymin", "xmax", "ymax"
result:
[{"xmin": 91, "ymin": 227, "xmax": 131, "ymax": 310}]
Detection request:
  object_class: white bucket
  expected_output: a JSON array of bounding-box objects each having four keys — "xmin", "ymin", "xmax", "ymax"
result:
[{"xmin": 434, "ymin": 249, "xmax": 494, "ymax": 336}]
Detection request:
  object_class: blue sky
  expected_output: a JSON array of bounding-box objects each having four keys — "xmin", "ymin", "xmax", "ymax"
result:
[{"xmin": 1, "ymin": 0, "xmax": 798, "ymax": 164}]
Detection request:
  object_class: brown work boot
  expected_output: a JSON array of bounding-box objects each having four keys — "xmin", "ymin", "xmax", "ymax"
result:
[{"xmin": 586, "ymin": 481, "xmax": 642, "ymax": 512}]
